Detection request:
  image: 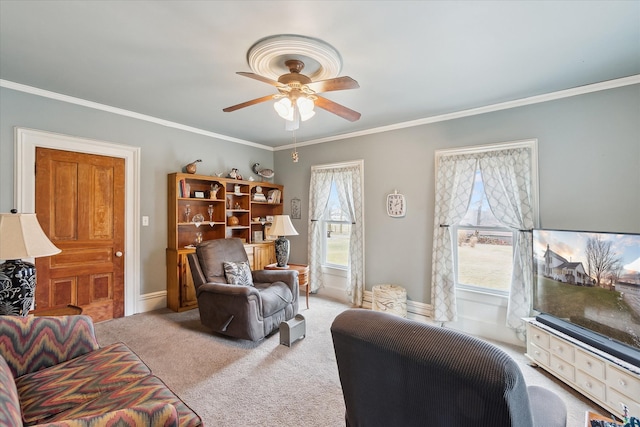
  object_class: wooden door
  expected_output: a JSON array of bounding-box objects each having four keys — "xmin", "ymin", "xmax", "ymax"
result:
[{"xmin": 35, "ymin": 148, "xmax": 125, "ymax": 322}]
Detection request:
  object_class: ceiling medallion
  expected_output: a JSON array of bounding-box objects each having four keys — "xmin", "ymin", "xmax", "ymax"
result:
[{"xmin": 247, "ymin": 34, "xmax": 342, "ymax": 82}]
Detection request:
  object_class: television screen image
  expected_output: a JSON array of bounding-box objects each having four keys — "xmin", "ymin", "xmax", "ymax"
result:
[{"xmin": 532, "ymin": 229, "xmax": 640, "ymax": 359}]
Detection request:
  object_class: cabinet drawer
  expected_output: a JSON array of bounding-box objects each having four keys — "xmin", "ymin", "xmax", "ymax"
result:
[
  {"xmin": 528, "ymin": 325, "xmax": 550, "ymax": 349},
  {"xmin": 607, "ymin": 386, "xmax": 640, "ymax": 416},
  {"xmin": 529, "ymin": 344, "xmax": 550, "ymax": 366},
  {"xmin": 550, "ymin": 335, "xmax": 575, "ymax": 363},
  {"xmin": 550, "ymin": 355, "xmax": 575, "ymax": 381},
  {"xmin": 576, "ymin": 370, "xmax": 606, "ymax": 401},
  {"xmin": 607, "ymin": 365, "xmax": 640, "ymax": 399},
  {"xmin": 575, "ymin": 348, "xmax": 605, "ymax": 381}
]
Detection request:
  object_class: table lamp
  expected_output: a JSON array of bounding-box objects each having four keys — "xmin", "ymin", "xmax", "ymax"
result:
[
  {"xmin": 268, "ymin": 215, "xmax": 298, "ymax": 267},
  {"xmin": 0, "ymin": 210, "xmax": 61, "ymax": 316}
]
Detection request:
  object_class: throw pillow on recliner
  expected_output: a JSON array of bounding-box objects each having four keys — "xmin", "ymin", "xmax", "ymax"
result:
[{"xmin": 223, "ymin": 261, "xmax": 254, "ymax": 286}]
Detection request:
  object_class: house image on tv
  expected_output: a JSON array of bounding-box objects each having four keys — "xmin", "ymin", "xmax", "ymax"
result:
[{"xmin": 542, "ymin": 244, "xmax": 593, "ymax": 286}]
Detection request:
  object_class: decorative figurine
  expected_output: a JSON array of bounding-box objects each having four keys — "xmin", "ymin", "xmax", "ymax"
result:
[
  {"xmin": 184, "ymin": 204, "xmax": 191, "ymax": 223},
  {"xmin": 227, "ymin": 168, "xmax": 243, "ymax": 180},
  {"xmin": 209, "ymin": 183, "xmax": 220, "ymax": 200},
  {"xmin": 185, "ymin": 159, "xmax": 202, "ymax": 174},
  {"xmin": 252, "ymin": 163, "xmax": 274, "ymax": 179}
]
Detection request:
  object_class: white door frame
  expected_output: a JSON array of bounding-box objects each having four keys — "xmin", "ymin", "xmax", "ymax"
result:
[{"xmin": 14, "ymin": 127, "xmax": 141, "ymax": 316}]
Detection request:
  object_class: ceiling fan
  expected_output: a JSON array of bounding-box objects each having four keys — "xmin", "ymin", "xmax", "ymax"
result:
[{"xmin": 223, "ymin": 59, "xmax": 361, "ymax": 127}]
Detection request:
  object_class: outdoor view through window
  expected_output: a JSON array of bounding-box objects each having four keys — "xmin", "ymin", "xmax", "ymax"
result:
[
  {"xmin": 323, "ymin": 181, "xmax": 351, "ymax": 268},
  {"xmin": 455, "ymin": 170, "xmax": 514, "ymax": 293}
]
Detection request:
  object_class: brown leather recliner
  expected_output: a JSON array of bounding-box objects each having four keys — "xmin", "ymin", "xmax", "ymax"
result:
[{"xmin": 187, "ymin": 238, "xmax": 299, "ymax": 341}]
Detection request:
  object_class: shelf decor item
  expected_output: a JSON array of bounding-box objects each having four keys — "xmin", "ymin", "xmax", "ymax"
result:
[
  {"xmin": 209, "ymin": 183, "xmax": 220, "ymax": 200},
  {"xmin": 0, "ymin": 210, "xmax": 61, "ymax": 316},
  {"xmin": 268, "ymin": 215, "xmax": 298, "ymax": 267},
  {"xmin": 184, "ymin": 159, "xmax": 201, "ymax": 174},
  {"xmin": 192, "ymin": 214, "xmax": 204, "ymax": 228}
]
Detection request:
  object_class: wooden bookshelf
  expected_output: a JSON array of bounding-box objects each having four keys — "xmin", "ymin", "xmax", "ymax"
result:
[{"xmin": 166, "ymin": 173, "xmax": 283, "ymax": 311}]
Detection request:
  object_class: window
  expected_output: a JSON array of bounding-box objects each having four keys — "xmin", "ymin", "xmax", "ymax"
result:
[
  {"xmin": 432, "ymin": 139, "xmax": 539, "ymax": 326},
  {"xmin": 322, "ymin": 181, "xmax": 351, "ymax": 269},
  {"xmin": 454, "ymin": 170, "xmax": 514, "ymax": 294},
  {"xmin": 308, "ymin": 160, "xmax": 364, "ymax": 304}
]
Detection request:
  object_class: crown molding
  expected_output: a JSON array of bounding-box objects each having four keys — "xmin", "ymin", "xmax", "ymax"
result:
[
  {"xmin": 0, "ymin": 79, "xmax": 274, "ymax": 151},
  {"xmin": 3, "ymin": 74, "xmax": 638, "ymax": 151},
  {"xmin": 275, "ymin": 74, "xmax": 640, "ymax": 150}
]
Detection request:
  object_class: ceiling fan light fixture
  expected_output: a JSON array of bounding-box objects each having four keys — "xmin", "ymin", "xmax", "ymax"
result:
[
  {"xmin": 297, "ymin": 96, "xmax": 314, "ymax": 113},
  {"xmin": 299, "ymin": 109, "xmax": 315, "ymax": 122},
  {"xmin": 285, "ymin": 114, "xmax": 300, "ymax": 131},
  {"xmin": 274, "ymin": 97, "xmax": 294, "ymax": 121}
]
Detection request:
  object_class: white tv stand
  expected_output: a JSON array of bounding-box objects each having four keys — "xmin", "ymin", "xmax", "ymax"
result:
[{"xmin": 524, "ymin": 318, "xmax": 640, "ymax": 418}]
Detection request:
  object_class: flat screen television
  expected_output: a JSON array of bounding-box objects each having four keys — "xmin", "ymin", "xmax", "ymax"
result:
[{"xmin": 532, "ymin": 228, "xmax": 640, "ymax": 367}]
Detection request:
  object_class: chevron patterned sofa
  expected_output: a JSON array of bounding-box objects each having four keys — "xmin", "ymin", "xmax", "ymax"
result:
[{"xmin": 0, "ymin": 315, "xmax": 202, "ymax": 427}]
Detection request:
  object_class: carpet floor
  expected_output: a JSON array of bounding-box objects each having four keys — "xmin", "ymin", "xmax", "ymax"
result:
[{"xmin": 95, "ymin": 295, "xmax": 605, "ymax": 426}]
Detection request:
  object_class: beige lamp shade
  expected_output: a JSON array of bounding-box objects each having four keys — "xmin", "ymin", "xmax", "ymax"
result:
[
  {"xmin": 268, "ymin": 215, "xmax": 299, "ymax": 237},
  {"xmin": 0, "ymin": 213, "xmax": 61, "ymax": 260}
]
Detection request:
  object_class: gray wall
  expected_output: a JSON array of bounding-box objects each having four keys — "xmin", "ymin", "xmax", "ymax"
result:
[
  {"xmin": 0, "ymin": 87, "xmax": 276, "ymax": 295},
  {"xmin": 2, "ymin": 84, "xmax": 638, "ymax": 307},
  {"xmin": 275, "ymin": 84, "xmax": 640, "ymax": 305}
]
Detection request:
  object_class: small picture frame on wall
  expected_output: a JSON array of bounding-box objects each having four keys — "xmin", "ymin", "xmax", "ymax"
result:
[
  {"xmin": 193, "ymin": 191, "xmax": 205, "ymax": 199},
  {"xmin": 291, "ymin": 197, "xmax": 301, "ymax": 219}
]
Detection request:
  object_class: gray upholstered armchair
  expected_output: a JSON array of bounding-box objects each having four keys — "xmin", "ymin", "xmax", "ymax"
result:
[
  {"xmin": 331, "ymin": 309, "xmax": 567, "ymax": 427},
  {"xmin": 187, "ymin": 238, "xmax": 299, "ymax": 341}
]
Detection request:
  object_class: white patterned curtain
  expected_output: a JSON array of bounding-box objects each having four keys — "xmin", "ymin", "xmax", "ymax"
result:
[
  {"xmin": 333, "ymin": 166, "xmax": 365, "ymax": 305},
  {"xmin": 479, "ymin": 147, "xmax": 535, "ymax": 333},
  {"xmin": 307, "ymin": 169, "xmax": 333, "ymax": 292},
  {"xmin": 308, "ymin": 163, "xmax": 365, "ymax": 305},
  {"xmin": 431, "ymin": 155, "xmax": 477, "ymax": 322}
]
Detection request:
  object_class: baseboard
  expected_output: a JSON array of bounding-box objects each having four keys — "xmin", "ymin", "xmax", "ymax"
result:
[{"xmin": 137, "ymin": 291, "xmax": 167, "ymax": 313}]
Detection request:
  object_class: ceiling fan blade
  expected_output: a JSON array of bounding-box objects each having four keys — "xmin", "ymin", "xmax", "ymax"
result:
[
  {"xmin": 237, "ymin": 72, "xmax": 288, "ymax": 89},
  {"xmin": 314, "ymin": 96, "xmax": 361, "ymax": 122},
  {"xmin": 222, "ymin": 94, "xmax": 276, "ymax": 112},
  {"xmin": 306, "ymin": 76, "xmax": 359, "ymax": 93}
]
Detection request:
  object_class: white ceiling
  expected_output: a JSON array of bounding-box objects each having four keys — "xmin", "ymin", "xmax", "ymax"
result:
[{"xmin": 1, "ymin": 1, "xmax": 639, "ymax": 149}]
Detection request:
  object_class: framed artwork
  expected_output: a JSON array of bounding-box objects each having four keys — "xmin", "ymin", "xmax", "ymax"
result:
[
  {"xmin": 291, "ymin": 197, "xmax": 301, "ymax": 219},
  {"xmin": 193, "ymin": 191, "xmax": 205, "ymax": 199}
]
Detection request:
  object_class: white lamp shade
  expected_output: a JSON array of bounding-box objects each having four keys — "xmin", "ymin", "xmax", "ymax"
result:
[
  {"xmin": 297, "ymin": 97, "xmax": 315, "ymax": 121},
  {"xmin": 274, "ymin": 98, "xmax": 294, "ymax": 121},
  {"xmin": 299, "ymin": 109, "xmax": 315, "ymax": 122},
  {"xmin": 0, "ymin": 213, "xmax": 61, "ymax": 260},
  {"xmin": 268, "ymin": 215, "xmax": 299, "ymax": 237}
]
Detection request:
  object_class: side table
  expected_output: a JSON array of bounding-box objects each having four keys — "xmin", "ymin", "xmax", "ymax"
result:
[{"xmin": 265, "ymin": 263, "xmax": 310, "ymax": 309}]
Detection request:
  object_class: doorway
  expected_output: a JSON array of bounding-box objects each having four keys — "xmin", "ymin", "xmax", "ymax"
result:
[
  {"xmin": 35, "ymin": 148, "xmax": 125, "ymax": 321},
  {"xmin": 15, "ymin": 128, "xmax": 140, "ymax": 317}
]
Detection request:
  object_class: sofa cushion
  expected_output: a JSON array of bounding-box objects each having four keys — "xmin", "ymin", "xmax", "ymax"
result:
[
  {"xmin": 224, "ymin": 261, "xmax": 254, "ymax": 286},
  {"xmin": 0, "ymin": 356, "xmax": 22, "ymax": 427},
  {"xmin": 16, "ymin": 342, "xmax": 152, "ymax": 425},
  {"xmin": 35, "ymin": 402, "xmax": 179, "ymax": 427},
  {"xmin": 44, "ymin": 374, "xmax": 202, "ymax": 427},
  {"xmin": 0, "ymin": 314, "xmax": 99, "ymax": 378},
  {"xmin": 256, "ymin": 281, "xmax": 293, "ymax": 317},
  {"xmin": 197, "ymin": 238, "xmax": 250, "ymax": 282}
]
